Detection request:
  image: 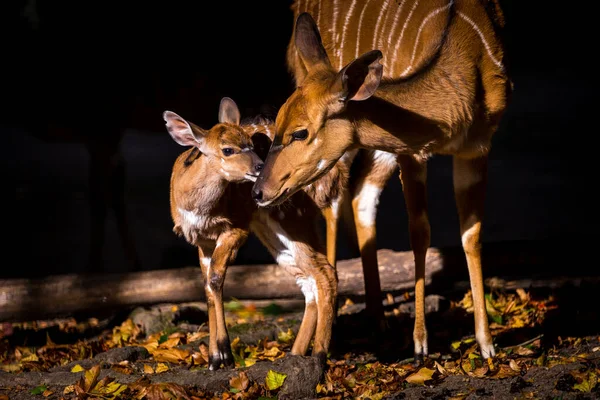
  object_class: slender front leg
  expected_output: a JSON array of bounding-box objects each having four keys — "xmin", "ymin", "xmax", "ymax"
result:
[
  {"xmin": 204, "ymin": 228, "xmax": 249, "ymax": 370},
  {"xmin": 453, "ymin": 155, "xmax": 495, "ymax": 359},
  {"xmin": 322, "ymin": 204, "xmax": 339, "ymax": 268},
  {"xmin": 291, "ymin": 275, "xmax": 319, "ymax": 356},
  {"xmin": 197, "ymin": 243, "xmax": 218, "ymax": 367},
  {"xmin": 351, "ymin": 151, "xmax": 397, "ymax": 328},
  {"xmin": 311, "ymin": 255, "xmax": 338, "ymax": 364},
  {"xmin": 398, "ymin": 155, "xmax": 430, "ymax": 364}
]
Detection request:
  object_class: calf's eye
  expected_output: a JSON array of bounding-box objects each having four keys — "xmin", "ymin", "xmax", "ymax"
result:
[{"xmin": 292, "ymin": 129, "xmax": 308, "ymax": 141}]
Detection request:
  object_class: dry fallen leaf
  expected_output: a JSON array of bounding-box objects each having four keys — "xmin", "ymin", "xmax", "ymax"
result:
[
  {"xmin": 405, "ymin": 367, "xmax": 435, "ymax": 385},
  {"xmin": 152, "ymin": 348, "xmax": 190, "ymax": 363},
  {"xmin": 155, "ymin": 363, "xmax": 170, "ymax": 373},
  {"xmin": 230, "ymin": 371, "xmax": 250, "ymax": 391}
]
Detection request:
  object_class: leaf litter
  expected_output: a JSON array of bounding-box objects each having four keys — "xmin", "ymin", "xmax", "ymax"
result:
[{"xmin": 1, "ymin": 288, "xmax": 598, "ymax": 399}]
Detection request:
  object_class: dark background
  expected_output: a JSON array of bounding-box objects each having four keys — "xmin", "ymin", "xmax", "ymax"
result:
[{"xmin": 2, "ymin": 1, "xmax": 588, "ymax": 279}]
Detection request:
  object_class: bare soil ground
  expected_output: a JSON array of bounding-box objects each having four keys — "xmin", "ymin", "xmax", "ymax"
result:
[{"xmin": 1, "ymin": 281, "xmax": 599, "ymax": 400}]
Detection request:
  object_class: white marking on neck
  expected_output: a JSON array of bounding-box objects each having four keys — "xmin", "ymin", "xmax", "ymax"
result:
[
  {"xmin": 400, "ymin": 1, "xmax": 453, "ymax": 77},
  {"xmin": 355, "ymin": 183, "xmax": 383, "ymax": 227},
  {"xmin": 339, "ymin": 0, "xmax": 358, "ymax": 69},
  {"xmin": 457, "ymin": 11, "xmax": 504, "ymax": 70},
  {"xmin": 317, "ymin": 159, "xmax": 327, "ymax": 171},
  {"xmin": 179, "ymin": 208, "xmax": 206, "ymax": 228},
  {"xmin": 355, "ymin": 0, "xmax": 372, "ymax": 58},
  {"xmin": 266, "ymin": 216, "xmax": 298, "ymax": 268},
  {"xmin": 372, "ymin": 0, "xmax": 391, "ymax": 50}
]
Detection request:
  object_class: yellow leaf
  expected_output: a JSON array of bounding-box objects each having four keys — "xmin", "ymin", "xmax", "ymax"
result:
[
  {"xmin": 143, "ymin": 364, "xmax": 154, "ymax": 374},
  {"xmin": 83, "ymin": 364, "xmax": 101, "ymax": 391},
  {"xmin": 262, "ymin": 347, "xmax": 283, "ymax": 358},
  {"xmin": 187, "ymin": 331, "xmax": 210, "ymax": 342},
  {"xmin": 405, "ymin": 367, "xmax": 435, "ymax": 385},
  {"xmin": 509, "ymin": 359, "xmax": 521, "ymax": 372},
  {"xmin": 243, "ymin": 357, "xmax": 256, "ymax": 367},
  {"xmin": 63, "ymin": 385, "xmax": 75, "ymax": 394},
  {"xmin": 158, "ymin": 337, "xmax": 181, "ymax": 349},
  {"xmin": 265, "ymin": 369, "xmax": 287, "ymax": 390},
  {"xmin": 155, "ymin": 363, "xmax": 170, "ymax": 374},
  {"xmin": 71, "ymin": 364, "xmax": 84, "ymax": 373},
  {"xmin": 277, "ymin": 328, "xmax": 295, "ymax": 344},
  {"xmin": 434, "ymin": 361, "xmax": 447, "ymax": 375},
  {"xmin": 152, "ymin": 348, "xmax": 190, "ymax": 363},
  {"xmin": 574, "ymin": 372, "xmax": 597, "ymax": 392},
  {"xmin": 21, "ymin": 353, "xmax": 39, "ymax": 362}
]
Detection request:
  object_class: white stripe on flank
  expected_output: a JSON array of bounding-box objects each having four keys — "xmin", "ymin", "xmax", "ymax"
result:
[
  {"xmin": 339, "ymin": 0, "xmax": 358, "ymax": 69},
  {"xmin": 384, "ymin": 0, "xmax": 407, "ymax": 73},
  {"xmin": 372, "ymin": 0, "xmax": 391, "ymax": 50},
  {"xmin": 458, "ymin": 11, "xmax": 504, "ymax": 70},
  {"xmin": 377, "ymin": 0, "xmax": 395, "ymax": 50},
  {"xmin": 332, "ymin": 0, "xmax": 339, "ymax": 47},
  {"xmin": 390, "ymin": 0, "xmax": 419, "ymax": 72},
  {"xmin": 400, "ymin": 1, "xmax": 453, "ymax": 77},
  {"xmin": 355, "ymin": 0, "xmax": 372, "ymax": 58},
  {"xmin": 317, "ymin": 0, "xmax": 322, "ymax": 26}
]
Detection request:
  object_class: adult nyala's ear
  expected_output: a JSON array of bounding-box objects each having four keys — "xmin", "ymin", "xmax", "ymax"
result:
[
  {"xmin": 218, "ymin": 97, "xmax": 241, "ymax": 125},
  {"xmin": 332, "ymin": 50, "xmax": 384, "ymax": 101},
  {"xmin": 163, "ymin": 111, "xmax": 208, "ymax": 150},
  {"xmin": 294, "ymin": 12, "xmax": 332, "ymax": 72}
]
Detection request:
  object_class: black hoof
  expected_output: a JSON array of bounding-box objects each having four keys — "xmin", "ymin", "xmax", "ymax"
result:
[
  {"xmin": 313, "ymin": 351, "xmax": 328, "ymax": 368},
  {"xmin": 208, "ymin": 356, "xmax": 222, "ymax": 371},
  {"xmin": 413, "ymin": 352, "xmax": 425, "ymax": 367}
]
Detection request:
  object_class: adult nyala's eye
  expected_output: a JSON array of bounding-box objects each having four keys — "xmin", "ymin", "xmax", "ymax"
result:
[
  {"xmin": 292, "ymin": 129, "xmax": 308, "ymax": 141},
  {"xmin": 222, "ymin": 148, "xmax": 234, "ymax": 156}
]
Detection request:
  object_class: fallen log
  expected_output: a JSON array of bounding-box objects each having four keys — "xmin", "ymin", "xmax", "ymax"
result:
[
  {"xmin": 0, "ymin": 240, "xmax": 569, "ymax": 322},
  {"xmin": 1, "ymin": 248, "xmax": 441, "ymax": 322}
]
